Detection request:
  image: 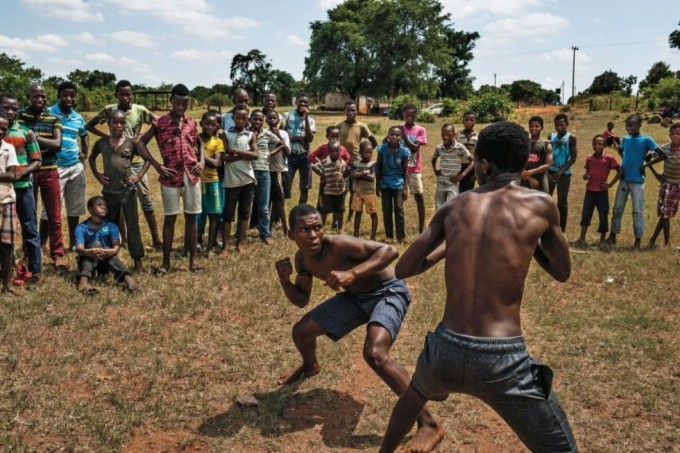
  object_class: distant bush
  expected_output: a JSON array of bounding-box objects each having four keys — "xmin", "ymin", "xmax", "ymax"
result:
[
  {"xmin": 440, "ymin": 98, "xmax": 461, "ymax": 117},
  {"xmin": 467, "ymin": 91, "xmax": 513, "ymax": 122},
  {"xmin": 416, "ymin": 111, "xmax": 435, "ymax": 123},
  {"xmin": 367, "ymin": 123, "xmax": 382, "ymax": 135},
  {"xmin": 388, "ymin": 94, "xmax": 419, "ymax": 120},
  {"xmin": 647, "ymin": 77, "xmax": 680, "ymax": 110}
]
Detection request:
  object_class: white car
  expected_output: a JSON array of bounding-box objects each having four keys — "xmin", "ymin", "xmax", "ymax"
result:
[{"xmin": 425, "ymin": 103, "xmax": 444, "ymax": 115}]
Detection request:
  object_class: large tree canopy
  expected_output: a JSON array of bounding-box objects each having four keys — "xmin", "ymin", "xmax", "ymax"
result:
[
  {"xmin": 0, "ymin": 53, "xmax": 43, "ymax": 102},
  {"xmin": 230, "ymin": 49, "xmax": 272, "ymax": 104},
  {"xmin": 588, "ymin": 70, "xmax": 624, "ymax": 95},
  {"xmin": 304, "ymin": 0, "xmax": 478, "ymax": 99},
  {"xmin": 639, "ymin": 61, "xmax": 674, "ymax": 92},
  {"xmin": 670, "ymin": 21, "xmax": 680, "ymax": 50}
]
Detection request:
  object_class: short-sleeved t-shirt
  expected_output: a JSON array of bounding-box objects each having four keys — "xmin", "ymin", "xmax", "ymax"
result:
[
  {"xmin": 17, "ymin": 107, "xmax": 62, "ymax": 170},
  {"xmin": 253, "ymin": 129, "xmax": 280, "ymax": 171},
  {"xmin": 75, "ymin": 219, "xmax": 120, "ymax": 249},
  {"xmin": 268, "ymin": 129, "xmax": 290, "ymax": 173},
  {"xmin": 5, "ymin": 122, "xmax": 41, "ymax": 189},
  {"xmin": 620, "ymin": 134, "xmax": 659, "ymax": 184},
  {"xmin": 337, "ymin": 121, "xmax": 373, "ymax": 162},
  {"xmin": 378, "ymin": 144, "xmax": 410, "ymax": 190},
  {"xmin": 403, "ymin": 123, "xmax": 427, "ymax": 174},
  {"xmin": 92, "ymin": 137, "xmax": 138, "ymax": 195},
  {"xmin": 223, "ymin": 127, "xmax": 256, "ymax": 188},
  {"xmin": 351, "ymin": 160, "xmax": 376, "ymax": 195},
  {"xmin": 90, "ymin": 104, "xmax": 154, "ymax": 165},
  {"xmin": 313, "ymin": 157, "xmax": 346, "ymax": 195},
  {"xmin": 0, "ymin": 140, "xmax": 19, "ymax": 204},
  {"xmin": 549, "ymin": 132, "xmax": 574, "ymax": 176},
  {"xmin": 660, "ymin": 144, "xmax": 680, "ymax": 184},
  {"xmin": 281, "ymin": 109, "xmax": 316, "ymax": 155},
  {"xmin": 433, "ymin": 141, "xmax": 471, "ymax": 185},
  {"xmin": 525, "ymin": 140, "xmax": 549, "ymax": 172},
  {"xmin": 585, "ymin": 153, "xmax": 620, "ymax": 192},
  {"xmin": 152, "ymin": 113, "xmax": 200, "ymax": 188},
  {"xmin": 456, "ymin": 130, "xmax": 478, "ymax": 164},
  {"xmin": 200, "ymin": 135, "xmax": 225, "ymax": 183},
  {"xmin": 48, "ymin": 103, "xmax": 87, "ymax": 167}
]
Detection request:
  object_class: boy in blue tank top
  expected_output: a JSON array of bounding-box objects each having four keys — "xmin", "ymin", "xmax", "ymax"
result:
[{"xmin": 548, "ymin": 114, "xmax": 578, "ymax": 232}]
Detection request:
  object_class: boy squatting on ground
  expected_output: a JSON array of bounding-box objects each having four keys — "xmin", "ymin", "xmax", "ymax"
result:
[
  {"xmin": 0, "ymin": 110, "xmax": 20, "ymax": 294},
  {"xmin": 647, "ymin": 122, "xmax": 680, "ymax": 248},
  {"xmin": 350, "ymin": 141, "xmax": 379, "ymax": 240},
  {"xmin": 275, "ymin": 203, "xmax": 444, "ymax": 453},
  {"xmin": 75, "ymin": 196, "xmax": 136, "ymax": 295},
  {"xmin": 89, "ymin": 110, "xmax": 149, "ymax": 272},
  {"xmin": 576, "ymin": 134, "xmax": 622, "ymax": 245},
  {"xmin": 380, "ymin": 121, "xmax": 578, "ymax": 453},
  {"xmin": 312, "ymin": 141, "xmax": 348, "ymax": 231},
  {"xmin": 431, "ymin": 123, "xmax": 474, "ymax": 210}
]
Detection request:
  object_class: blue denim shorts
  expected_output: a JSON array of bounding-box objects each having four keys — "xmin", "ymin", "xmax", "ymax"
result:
[
  {"xmin": 308, "ymin": 278, "xmax": 410, "ymax": 342},
  {"xmin": 412, "ymin": 325, "xmax": 578, "ymax": 452}
]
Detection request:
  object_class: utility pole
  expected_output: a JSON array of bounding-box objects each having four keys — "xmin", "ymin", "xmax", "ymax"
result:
[
  {"xmin": 571, "ymin": 46, "xmax": 579, "ymax": 104},
  {"xmin": 494, "ymin": 73, "xmax": 497, "ymax": 87},
  {"xmin": 561, "ymin": 80, "xmax": 565, "ymax": 105}
]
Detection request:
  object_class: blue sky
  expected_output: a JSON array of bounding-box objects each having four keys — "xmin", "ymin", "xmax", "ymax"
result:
[{"xmin": 2, "ymin": 0, "xmax": 679, "ymax": 98}]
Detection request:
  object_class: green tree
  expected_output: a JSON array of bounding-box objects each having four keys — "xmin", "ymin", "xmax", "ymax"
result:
[
  {"xmin": 670, "ymin": 21, "xmax": 680, "ymax": 49},
  {"xmin": 588, "ymin": 70, "xmax": 624, "ymax": 95},
  {"xmin": 647, "ymin": 77, "xmax": 680, "ymax": 110},
  {"xmin": 67, "ymin": 69, "xmax": 117, "ymax": 91},
  {"xmin": 508, "ymin": 79, "xmax": 544, "ymax": 105},
  {"xmin": 467, "ymin": 90, "xmax": 513, "ymax": 122},
  {"xmin": 0, "ymin": 53, "xmax": 43, "ymax": 102},
  {"xmin": 304, "ymin": 0, "xmax": 477, "ymax": 99},
  {"xmin": 638, "ymin": 61, "xmax": 674, "ymax": 92},
  {"xmin": 210, "ymin": 84, "xmax": 232, "ymax": 96},
  {"xmin": 437, "ymin": 28, "xmax": 479, "ymax": 99},
  {"xmin": 622, "ymin": 75, "xmax": 637, "ymax": 96},
  {"xmin": 205, "ymin": 93, "xmax": 231, "ymax": 110},
  {"xmin": 266, "ymin": 70, "xmax": 296, "ymax": 105},
  {"xmin": 191, "ymin": 85, "xmax": 212, "ymax": 102},
  {"xmin": 230, "ymin": 49, "xmax": 272, "ymax": 104},
  {"xmin": 542, "ymin": 89, "xmax": 561, "ymax": 106}
]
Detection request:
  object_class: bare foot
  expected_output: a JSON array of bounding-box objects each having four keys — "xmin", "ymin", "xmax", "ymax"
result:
[
  {"xmin": 134, "ymin": 259, "xmax": 143, "ymax": 273},
  {"xmin": 402, "ymin": 423, "xmax": 445, "ymax": 453},
  {"xmin": 277, "ymin": 362, "xmax": 321, "ymax": 385},
  {"xmin": 218, "ymin": 248, "xmax": 228, "ymax": 258}
]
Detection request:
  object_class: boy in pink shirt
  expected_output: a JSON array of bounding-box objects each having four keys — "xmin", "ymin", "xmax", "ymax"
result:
[{"xmin": 401, "ymin": 104, "xmax": 427, "ymax": 234}]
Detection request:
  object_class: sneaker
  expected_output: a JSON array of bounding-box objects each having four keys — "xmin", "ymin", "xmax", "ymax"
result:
[{"xmin": 54, "ymin": 256, "xmax": 69, "ymax": 268}]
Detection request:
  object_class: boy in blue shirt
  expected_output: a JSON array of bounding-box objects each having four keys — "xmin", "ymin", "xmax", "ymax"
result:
[
  {"xmin": 376, "ymin": 126, "xmax": 410, "ymax": 243},
  {"xmin": 607, "ymin": 114, "xmax": 663, "ymax": 248},
  {"xmin": 75, "ymin": 196, "xmax": 136, "ymax": 295}
]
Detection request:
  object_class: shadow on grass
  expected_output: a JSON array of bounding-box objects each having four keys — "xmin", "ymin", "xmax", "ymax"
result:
[{"xmin": 198, "ymin": 385, "xmax": 381, "ymax": 448}]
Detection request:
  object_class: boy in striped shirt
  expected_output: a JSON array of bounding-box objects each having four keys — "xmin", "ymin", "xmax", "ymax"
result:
[
  {"xmin": 648, "ymin": 123, "xmax": 680, "ymax": 248},
  {"xmin": 312, "ymin": 141, "xmax": 348, "ymax": 231},
  {"xmin": 431, "ymin": 123, "xmax": 473, "ymax": 210}
]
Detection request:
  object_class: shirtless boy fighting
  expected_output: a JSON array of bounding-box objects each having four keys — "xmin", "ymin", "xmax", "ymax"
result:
[
  {"xmin": 276, "ymin": 203, "xmax": 444, "ymax": 452},
  {"xmin": 380, "ymin": 121, "xmax": 578, "ymax": 452}
]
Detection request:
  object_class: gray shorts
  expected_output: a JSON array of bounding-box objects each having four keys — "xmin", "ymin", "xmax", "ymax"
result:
[
  {"xmin": 412, "ymin": 325, "xmax": 578, "ymax": 452},
  {"xmin": 308, "ymin": 278, "xmax": 410, "ymax": 342}
]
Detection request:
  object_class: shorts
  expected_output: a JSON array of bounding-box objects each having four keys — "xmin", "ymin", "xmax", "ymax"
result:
[
  {"xmin": 435, "ymin": 181, "xmax": 459, "ymax": 210},
  {"xmin": 321, "ymin": 193, "xmax": 345, "ymax": 214},
  {"xmin": 657, "ymin": 182, "xmax": 680, "ymax": 218},
  {"xmin": 130, "ymin": 162, "xmax": 155, "ymax": 212},
  {"xmin": 308, "ymin": 278, "xmax": 410, "ymax": 342},
  {"xmin": 351, "ymin": 192, "xmax": 378, "ymax": 214},
  {"xmin": 0, "ymin": 202, "xmax": 16, "ymax": 245},
  {"xmin": 287, "ymin": 152, "xmax": 312, "ymax": 192},
  {"xmin": 407, "ymin": 172, "xmax": 423, "ymax": 195},
  {"xmin": 161, "ymin": 172, "xmax": 202, "ymax": 216},
  {"xmin": 270, "ymin": 171, "xmax": 286, "ymax": 203},
  {"xmin": 411, "ymin": 325, "xmax": 577, "ymax": 452},
  {"xmin": 223, "ymin": 183, "xmax": 255, "ymax": 222},
  {"xmin": 41, "ymin": 162, "xmax": 87, "ymax": 219},
  {"xmin": 201, "ymin": 180, "xmax": 224, "ymax": 216}
]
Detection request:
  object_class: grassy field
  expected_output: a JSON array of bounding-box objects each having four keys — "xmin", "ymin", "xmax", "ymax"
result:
[{"xmin": 0, "ymin": 106, "xmax": 678, "ymax": 452}]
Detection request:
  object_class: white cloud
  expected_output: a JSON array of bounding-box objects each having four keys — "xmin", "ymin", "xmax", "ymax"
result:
[
  {"xmin": 20, "ymin": 0, "xmax": 103, "ymax": 22},
  {"xmin": 286, "ymin": 34, "xmax": 306, "ymax": 47},
  {"xmin": 0, "ymin": 48, "xmax": 28, "ymax": 60},
  {"xmin": 85, "ymin": 52, "xmax": 115, "ymax": 63},
  {"xmin": 73, "ymin": 32, "xmax": 96, "ymax": 44},
  {"xmin": 47, "ymin": 57, "xmax": 83, "ymax": 67},
  {"xmin": 441, "ymin": 0, "xmax": 545, "ymax": 20},
  {"xmin": 112, "ymin": 0, "xmax": 259, "ymax": 39},
  {"xmin": 540, "ymin": 48, "xmax": 590, "ymax": 64},
  {"xmin": 170, "ymin": 49, "xmax": 232, "ymax": 61},
  {"xmin": 483, "ymin": 13, "xmax": 569, "ymax": 44},
  {"xmin": 36, "ymin": 34, "xmax": 68, "ymax": 47},
  {"xmin": 0, "ymin": 34, "xmax": 58, "ymax": 52},
  {"xmin": 111, "ymin": 31, "xmax": 155, "ymax": 48}
]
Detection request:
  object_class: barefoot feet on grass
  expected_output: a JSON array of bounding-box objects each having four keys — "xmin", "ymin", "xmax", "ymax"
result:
[
  {"xmin": 402, "ymin": 423, "xmax": 445, "ymax": 453},
  {"xmin": 277, "ymin": 362, "xmax": 321, "ymax": 385}
]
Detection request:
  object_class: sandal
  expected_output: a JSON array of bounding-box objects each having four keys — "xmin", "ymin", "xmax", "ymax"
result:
[
  {"xmin": 189, "ymin": 264, "xmax": 204, "ymax": 273},
  {"xmin": 79, "ymin": 286, "xmax": 99, "ymax": 296},
  {"xmin": 152, "ymin": 266, "xmax": 169, "ymax": 276}
]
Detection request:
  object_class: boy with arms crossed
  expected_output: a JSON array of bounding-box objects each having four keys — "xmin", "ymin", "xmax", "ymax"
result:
[
  {"xmin": 137, "ymin": 84, "xmax": 204, "ymax": 273},
  {"xmin": 431, "ymin": 123, "xmax": 474, "ymax": 210},
  {"xmin": 351, "ymin": 141, "xmax": 378, "ymax": 240},
  {"xmin": 380, "ymin": 121, "xmax": 577, "ymax": 453},
  {"xmin": 275, "ymin": 203, "xmax": 443, "ymax": 452},
  {"xmin": 89, "ymin": 110, "xmax": 149, "ymax": 272},
  {"xmin": 86, "ymin": 80, "xmax": 161, "ymax": 249},
  {"xmin": 197, "ymin": 111, "xmax": 224, "ymax": 255},
  {"xmin": 549, "ymin": 114, "xmax": 578, "ymax": 233},
  {"xmin": 311, "ymin": 141, "xmax": 348, "ymax": 231},
  {"xmin": 267, "ymin": 110, "xmax": 291, "ymax": 235},
  {"xmin": 377, "ymin": 126, "xmax": 410, "ymax": 243}
]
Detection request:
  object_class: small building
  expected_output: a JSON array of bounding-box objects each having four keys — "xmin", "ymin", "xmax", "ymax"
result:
[{"xmin": 323, "ymin": 93, "xmax": 372, "ymax": 113}]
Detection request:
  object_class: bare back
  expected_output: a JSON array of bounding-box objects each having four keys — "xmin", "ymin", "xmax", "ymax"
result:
[{"xmin": 397, "ymin": 181, "xmax": 570, "ymax": 337}]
